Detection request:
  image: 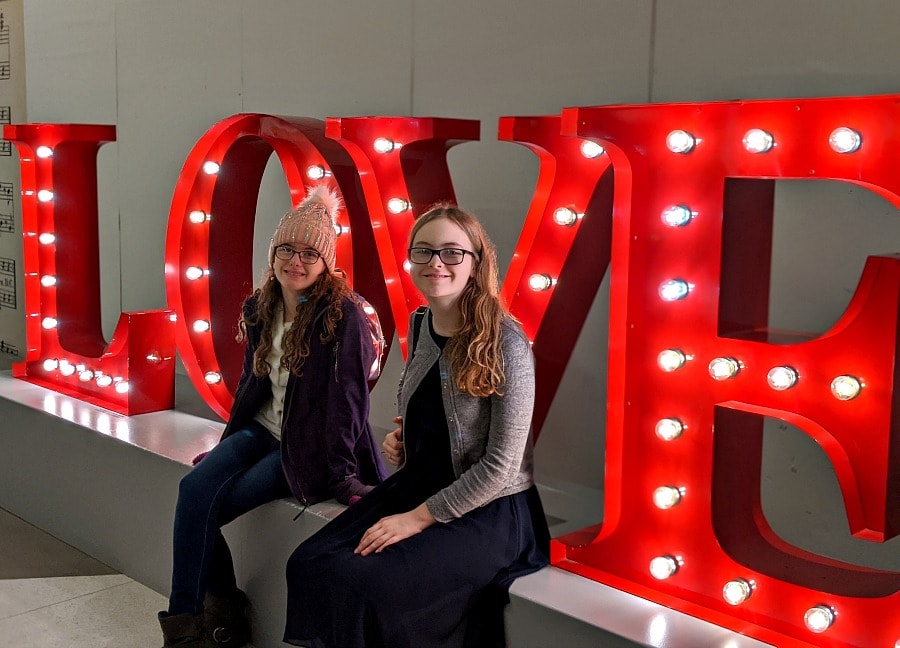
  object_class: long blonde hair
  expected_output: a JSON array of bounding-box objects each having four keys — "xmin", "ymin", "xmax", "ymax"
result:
[
  {"xmin": 410, "ymin": 204, "xmax": 513, "ymax": 397},
  {"xmin": 236, "ymin": 268, "xmax": 352, "ymax": 377}
]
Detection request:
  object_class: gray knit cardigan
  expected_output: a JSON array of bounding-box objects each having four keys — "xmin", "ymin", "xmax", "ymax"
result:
[{"xmin": 397, "ymin": 308, "xmax": 536, "ymax": 523}]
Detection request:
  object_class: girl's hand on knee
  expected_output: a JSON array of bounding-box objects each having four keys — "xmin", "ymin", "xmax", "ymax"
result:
[{"xmin": 354, "ymin": 504, "xmax": 435, "ymax": 556}]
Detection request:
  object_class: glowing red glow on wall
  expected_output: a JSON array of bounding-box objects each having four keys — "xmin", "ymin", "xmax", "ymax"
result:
[
  {"xmin": 3, "ymin": 123, "xmax": 175, "ymax": 415},
  {"xmin": 549, "ymin": 96, "xmax": 899, "ymax": 648}
]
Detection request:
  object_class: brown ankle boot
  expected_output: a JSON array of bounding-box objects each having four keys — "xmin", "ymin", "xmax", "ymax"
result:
[
  {"xmin": 204, "ymin": 590, "xmax": 250, "ymax": 648},
  {"xmin": 158, "ymin": 611, "xmax": 206, "ymax": 647}
]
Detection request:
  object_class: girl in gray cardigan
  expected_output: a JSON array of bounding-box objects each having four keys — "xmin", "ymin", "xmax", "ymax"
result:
[{"xmin": 284, "ymin": 204, "xmax": 549, "ymax": 648}]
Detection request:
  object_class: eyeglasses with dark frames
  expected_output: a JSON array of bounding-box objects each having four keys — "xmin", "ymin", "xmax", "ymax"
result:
[
  {"xmin": 407, "ymin": 247, "xmax": 477, "ymax": 266},
  {"xmin": 274, "ymin": 245, "xmax": 322, "ymax": 264}
]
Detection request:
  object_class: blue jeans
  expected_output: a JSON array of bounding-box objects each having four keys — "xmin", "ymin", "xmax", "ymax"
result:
[{"xmin": 169, "ymin": 422, "xmax": 290, "ymax": 615}]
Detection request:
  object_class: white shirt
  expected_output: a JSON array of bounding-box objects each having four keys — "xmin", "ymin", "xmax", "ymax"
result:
[{"xmin": 253, "ymin": 303, "xmax": 291, "ymax": 440}]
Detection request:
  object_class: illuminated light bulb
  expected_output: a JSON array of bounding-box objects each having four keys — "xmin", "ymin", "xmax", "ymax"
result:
[
  {"xmin": 830, "ymin": 375, "xmax": 861, "ymax": 400},
  {"xmin": 553, "ymin": 207, "xmax": 579, "ymax": 227},
  {"xmin": 96, "ymin": 374, "xmax": 113, "ymax": 387},
  {"xmin": 168, "ymin": 313, "xmax": 178, "ymax": 322},
  {"xmin": 79, "ymin": 369, "xmax": 94, "ymax": 382},
  {"xmin": 40, "ymin": 275, "xmax": 57, "ymax": 287},
  {"xmin": 580, "ymin": 140, "xmax": 604, "ymax": 158},
  {"xmin": 59, "ymin": 360, "xmax": 75, "ymax": 376},
  {"xmin": 828, "ymin": 127, "xmax": 861, "ymax": 154},
  {"xmin": 202, "ymin": 161, "xmax": 220, "ymax": 175},
  {"xmin": 42, "ymin": 358, "xmax": 59, "ymax": 371},
  {"xmin": 387, "ymin": 198, "xmax": 410, "ymax": 214},
  {"xmin": 659, "ymin": 279, "xmax": 690, "ymax": 301},
  {"xmin": 649, "ymin": 555, "xmax": 679, "ymax": 580},
  {"xmin": 373, "ymin": 137, "xmax": 396, "ymax": 153},
  {"xmin": 803, "ymin": 605, "xmax": 835, "ymax": 633},
  {"xmin": 39, "ymin": 233, "xmax": 56, "ymax": 244},
  {"xmin": 185, "ymin": 266, "xmax": 206, "ymax": 281},
  {"xmin": 192, "ymin": 319, "xmax": 211, "ymax": 333},
  {"xmin": 333, "ymin": 224, "xmax": 349, "ymax": 236},
  {"xmin": 742, "ymin": 128, "xmax": 774, "ymax": 153},
  {"xmin": 114, "ymin": 380, "xmax": 130, "ymax": 394},
  {"xmin": 204, "ymin": 371, "xmax": 223, "ymax": 385},
  {"xmin": 36, "ymin": 145, "xmax": 54, "ymax": 158},
  {"xmin": 657, "ymin": 349, "xmax": 686, "ymax": 372},
  {"xmin": 41, "ymin": 316, "xmax": 58, "ymax": 329},
  {"xmin": 722, "ymin": 579, "xmax": 753, "ymax": 606},
  {"xmin": 37, "ymin": 189, "xmax": 54, "ymax": 202},
  {"xmin": 652, "ymin": 486, "xmax": 683, "ymax": 509},
  {"xmin": 767, "ymin": 366, "xmax": 798, "ymax": 391},
  {"xmin": 655, "ymin": 418, "xmax": 684, "ymax": 441},
  {"xmin": 363, "ymin": 304, "xmax": 376, "ymax": 315},
  {"xmin": 306, "ymin": 164, "xmax": 327, "ymax": 180},
  {"xmin": 146, "ymin": 352, "xmax": 161, "ymax": 364},
  {"xmin": 402, "ymin": 259, "xmax": 412, "ymax": 273},
  {"xmin": 666, "ymin": 129, "xmax": 695, "ymax": 153},
  {"xmin": 188, "ymin": 210, "xmax": 209, "ymax": 224},
  {"xmin": 528, "ymin": 274, "xmax": 555, "ymax": 292},
  {"xmin": 661, "ymin": 205, "xmax": 693, "ymax": 227},
  {"xmin": 709, "ymin": 356, "xmax": 740, "ymax": 381}
]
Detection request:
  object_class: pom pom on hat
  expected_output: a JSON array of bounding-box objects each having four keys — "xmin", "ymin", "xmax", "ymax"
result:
[{"xmin": 268, "ymin": 184, "xmax": 342, "ymax": 270}]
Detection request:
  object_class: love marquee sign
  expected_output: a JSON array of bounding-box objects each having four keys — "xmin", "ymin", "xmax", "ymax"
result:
[{"xmin": 4, "ymin": 94, "xmax": 898, "ymax": 647}]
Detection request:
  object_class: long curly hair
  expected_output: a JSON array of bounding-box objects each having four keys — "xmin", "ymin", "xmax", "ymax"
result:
[
  {"xmin": 410, "ymin": 204, "xmax": 514, "ymax": 397},
  {"xmin": 236, "ymin": 267, "xmax": 352, "ymax": 377}
]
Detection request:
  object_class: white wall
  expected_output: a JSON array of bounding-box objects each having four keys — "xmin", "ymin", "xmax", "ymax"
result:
[{"xmin": 15, "ymin": 0, "xmax": 900, "ymax": 569}]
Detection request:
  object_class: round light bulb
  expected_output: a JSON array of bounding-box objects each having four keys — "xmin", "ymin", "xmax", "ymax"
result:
[
  {"xmin": 652, "ymin": 486, "xmax": 683, "ymax": 509},
  {"xmin": 373, "ymin": 137, "xmax": 396, "ymax": 153},
  {"xmin": 659, "ymin": 279, "xmax": 690, "ymax": 301},
  {"xmin": 188, "ymin": 210, "xmax": 208, "ymax": 224},
  {"xmin": 767, "ymin": 366, "xmax": 798, "ymax": 391},
  {"xmin": 666, "ymin": 130, "xmax": 695, "ymax": 153},
  {"xmin": 40, "ymin": 275, "xmax": 57, "ymax": 287},
  {"xmin": 37, "ymin": 189, "xmax": 54, "ymax": 202},
  {"xmin": 42, "ymin": 358, "xmax": 59, "ymax": 371},
  {"xmin": 204, "ymin": 371, "xmax": 222, "ymax": 385},
  {"xmin": 553, "ymin": 207, "xmax": 579, "ymax": 227},
  {"xmin": 96, "ymin": 374, "xmax": 113, "ymax": 387},
  {"xmin": 709, "ymin": 357, "xmax": 740, "ymax": 381},
  {"xmin": 649, "ymin": 555, "xmax": 679, "ymax": 580},
  {"xmin": 306, "ymin": 165, "xmax": 327, "ymax": 180},
  {"xmin": 580, "ymin": 141, "xmax": 604, "ymax": 158},
  {"xmin": 661, "ymin": 205, "xmax": 693, "ymax": 227},
  {"xmin": 387, "ymin": 197, "xmax": 409, "ymax": 214},
  {"xmin": 655, "ymin": 418, "xmax": 684, "ymax": 441},
  {"xmin": 830, "ymin": 375, "xmax": 861, "ymax": 400},
  {"xmin": 722, "ymin": 579, "xmax": 753, "ymax": 605},
  {"xmin": 192, "ymin": 319, "xmax": 211, "ymax": 333},
  {"xmin": 39, "ymin": 233, "xmax": 56, "ymax": 245},
  {"xmin": 36, "ymin": 145, "xmax": 54, "ymax": 158},
  {"xmin": 828, "ymin": 127, "xmax": 861, "ymax": 154},
  {"xmin": 59, "ymin": 361, "xmax": 76, "ymax": 377},
  {"xmin": 114, "ymin": 380, "xmax": 130, "ymax": 394},
  {"xmin": 41, "ymin": 317, "xmax": 58, "ymax": 329},
  {"xmin": 743, "ymin": 128, "xmax": 774, "ymax": 153},
  {"xmin": 657, "ymin": 349, "xmax": 686, "ymax": 372},
  {"xmin": 402, "ymin": 259, "xmax": 412, "ymax": 273},
  {"xmin": 185, "ymin": 266, "xmax": 205, "ymax": 281},
  {"xmin": 528, "ymin": 274, "xmax": 554, "ymax": 292},
  {"xmin": 78, "ymin": 369, "xmax": 94, "ymax": 382},
  {"xmin": 202, "ymin": 161, "xmax": 220, "ymax": 175},
  {"xmin": 803, "ymin": 605, "xmax": 835, "ymax": 633}
]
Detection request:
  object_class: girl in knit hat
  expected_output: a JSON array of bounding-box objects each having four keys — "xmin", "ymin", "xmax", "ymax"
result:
[{"xmin": 158, "ymin": 184, "xmax": 387, "ymax": 648}]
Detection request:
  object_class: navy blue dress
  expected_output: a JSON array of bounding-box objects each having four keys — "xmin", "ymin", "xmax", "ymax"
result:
[{"xmin": 284, "ymin": 326, "xmax": 549, "ymax": 648}]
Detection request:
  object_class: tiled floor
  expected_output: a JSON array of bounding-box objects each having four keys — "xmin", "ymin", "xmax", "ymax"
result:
[{"xmin": 0, "ymin": 507, "xmax": 168, "ymax": 648}]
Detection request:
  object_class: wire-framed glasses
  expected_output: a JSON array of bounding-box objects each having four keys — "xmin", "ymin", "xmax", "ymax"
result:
[{"xmin": 274, "ymin": 245, "xmax": 321, "ymax": 264}]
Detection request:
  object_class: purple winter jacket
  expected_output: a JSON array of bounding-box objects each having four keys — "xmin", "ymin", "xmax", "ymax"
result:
[{"xmin": 220, "ymin": 292, "xmax": 387, "ymax": 506}]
